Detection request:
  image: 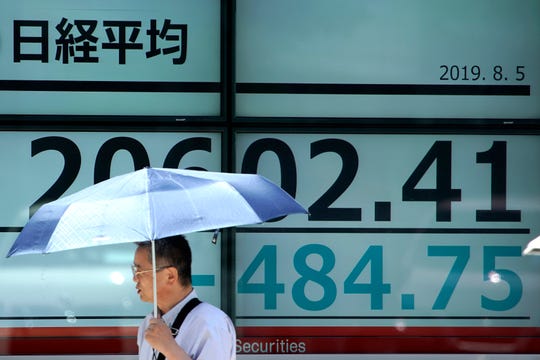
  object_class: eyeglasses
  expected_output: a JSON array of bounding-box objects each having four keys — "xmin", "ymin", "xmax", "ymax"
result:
[{"xmin": 131, "ymin": 264, "xmax": 173, "ymax": 277}]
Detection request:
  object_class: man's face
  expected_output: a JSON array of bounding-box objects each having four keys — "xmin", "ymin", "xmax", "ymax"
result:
[{"xmin": 132, "ymin": 247, "xmax": 155, "ymax": 303}]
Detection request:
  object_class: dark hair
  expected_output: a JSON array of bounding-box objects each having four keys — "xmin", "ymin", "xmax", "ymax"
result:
[{"xmin": 136, "ymin": 234, "xmax": 192, "ymax": 286}]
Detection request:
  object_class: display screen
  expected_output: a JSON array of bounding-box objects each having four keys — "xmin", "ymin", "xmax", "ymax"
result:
[
  {"xmin": 0, "ymin": 0, "xmax": 221, "ymax": 117},
  {"xmin": 234, "ymin": 131, "xmax": 540, "ymax": 354},
  {"xmin": 236, "ymin": 0, "xmax": 540, "ymax": 121},
  {"xmin": 0, "ymin": 130, "xmax": 223, "ymax": 327},
  {"xmin": 1, "ymin": 0, "xmax": 540, "ymax": 357}
]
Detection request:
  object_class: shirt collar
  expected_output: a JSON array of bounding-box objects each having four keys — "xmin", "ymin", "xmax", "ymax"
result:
[{"xmin": 161, "ymin": 288, "xmax": 198, "ymax": 326}]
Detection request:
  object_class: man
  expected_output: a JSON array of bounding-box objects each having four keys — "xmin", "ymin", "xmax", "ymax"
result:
[{"xmin": 133, "ymin": 234, "xmax": 236, "ymax": 360}]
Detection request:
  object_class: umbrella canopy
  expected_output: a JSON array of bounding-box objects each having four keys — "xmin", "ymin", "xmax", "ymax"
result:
[{"xmin": 7, "ymin": 167, "xmax": 308, "ymax": 257}]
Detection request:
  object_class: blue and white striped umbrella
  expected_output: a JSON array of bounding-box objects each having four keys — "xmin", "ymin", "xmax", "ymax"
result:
[
  {"xmin": 7, "ymin": 167, "xmax": 308, "ymax": 316},
  {"xmin": 7, "ymin": 167, "xmax": 307, "ymax": 257}
]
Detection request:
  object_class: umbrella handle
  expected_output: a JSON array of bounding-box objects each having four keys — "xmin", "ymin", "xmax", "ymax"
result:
[{"xmin": 151, "ymin": 240, "xmax": 159, "ymax": 318}]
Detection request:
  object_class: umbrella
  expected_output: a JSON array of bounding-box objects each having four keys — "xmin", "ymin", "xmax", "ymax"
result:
[
  {"xmin": 7, "ymin": 167, "xmax": 308, "ymax": 315},
  {"xmin": 523, "ymin": 235, "xmax": 540, "ymax": 256}
]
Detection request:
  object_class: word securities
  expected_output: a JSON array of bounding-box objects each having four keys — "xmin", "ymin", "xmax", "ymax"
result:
[{"xmin": 237, "ymin": 339, "xmax": 307, "ymax": 354}]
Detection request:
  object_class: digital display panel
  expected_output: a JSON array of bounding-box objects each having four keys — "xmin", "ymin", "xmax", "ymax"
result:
[
  {"xmin": 234, "ymin": 132, "xmax": 540, "ymax": 354},
  {"xmin": 236, "ymin": 0, "xmax": 540, "ymax": 121},
  {"xmin": 0, "ymin": 0, "xmax": 221, "ymax": 117},
  {"xmin": 1, "ymin": 0, "xmax": 540, "ymax": 358},
  {"xmin": 0, "ymin": 131, "xmax": 223, "ymax": 327}
]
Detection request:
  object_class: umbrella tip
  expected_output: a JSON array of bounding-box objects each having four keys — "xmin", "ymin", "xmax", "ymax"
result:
[{"xmin": 212, "ymin": 229, "xmax": 220, "ymax": 245}]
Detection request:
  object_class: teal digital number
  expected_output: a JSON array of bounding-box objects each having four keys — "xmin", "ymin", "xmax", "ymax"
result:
[
  {"xmin": 237, "ymin": 245, "xmax": 285, "ymax": 309},
  {"xmin": 428, "ymin": 246, "xmax": 470, "ymax": 310},
  {"xmin": 292, "ymin": 244, "xmax": 337, "ymax": 311},
  {"xmin": 482, "ymin": 246, "xmax": 522, "ymax": 311},
  {"xmin": 344, "ymin": 245, "xmax": 391, "ymax": 310},
  {"xmin": 238, "ymin": 244, "xmax": 523, "ymax": 314}
]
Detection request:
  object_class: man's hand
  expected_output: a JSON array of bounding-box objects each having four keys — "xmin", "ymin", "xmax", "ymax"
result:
[{"xmin": 144, "ymin": 318, "xmax": 192, "ymax": 360}]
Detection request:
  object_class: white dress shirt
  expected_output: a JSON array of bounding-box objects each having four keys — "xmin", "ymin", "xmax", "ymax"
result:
[{"xmin": 137, "ymin": 290, "xmax": 236, "ymax": 360}]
